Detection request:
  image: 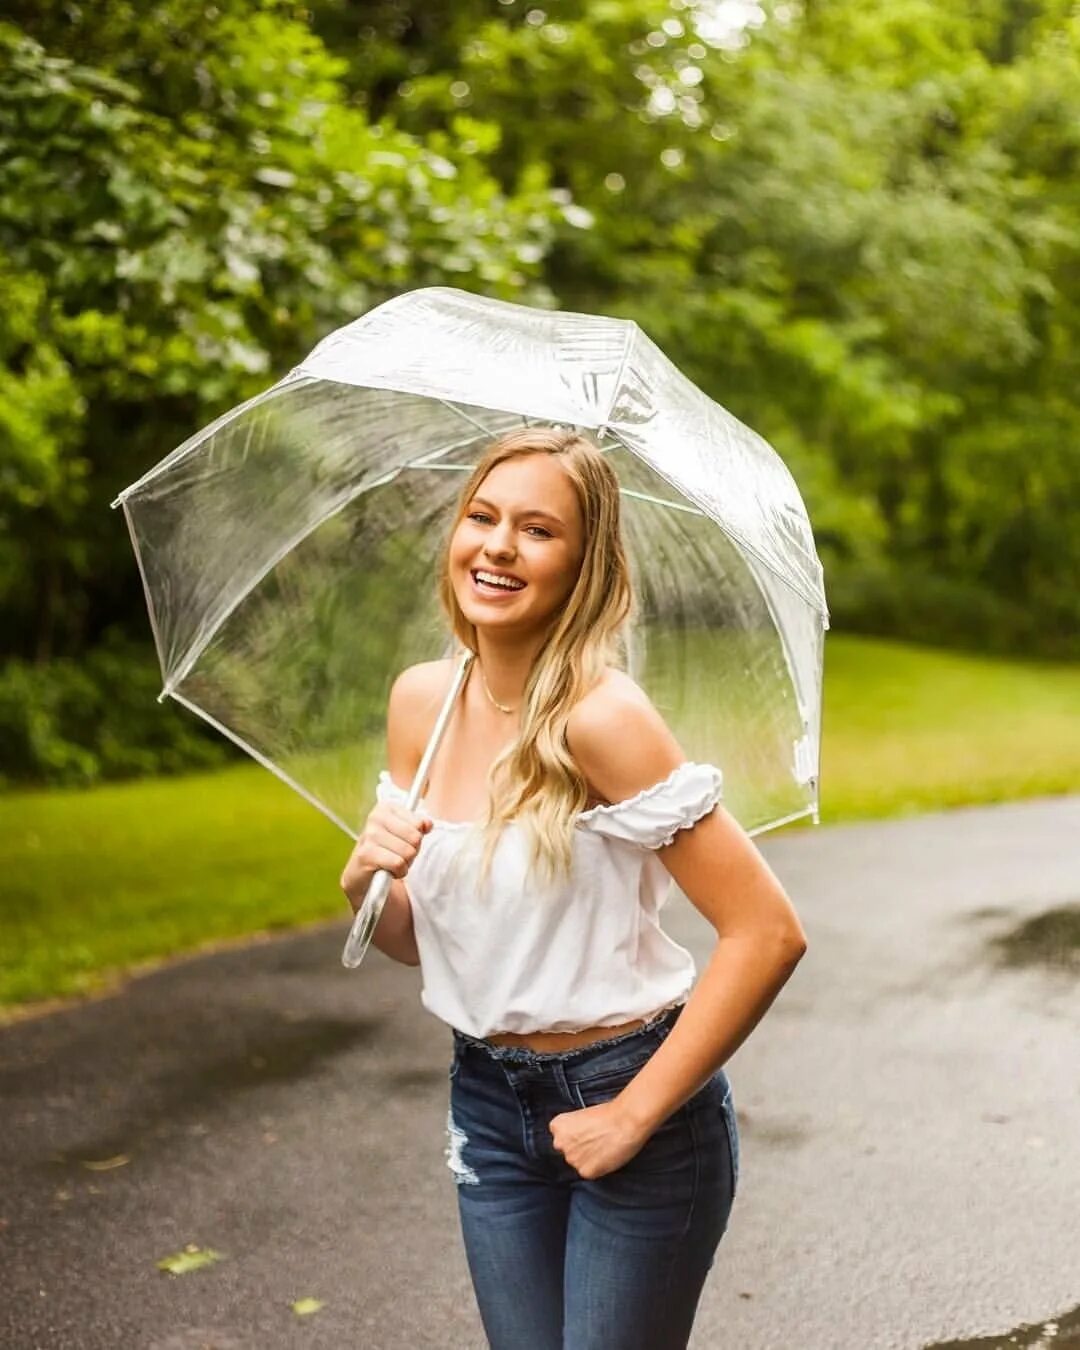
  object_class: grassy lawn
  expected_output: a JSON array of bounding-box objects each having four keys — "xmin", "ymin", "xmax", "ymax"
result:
[
  {"xmin": 0, "ymin": 762, "xmax": 348, "ymax": 1012},
  {"xmin": 3, "ymin": 634, "xmax": 1078, "ymax": 1013},
  {"xmin": 819, "ymin": 636, "xmax": 1080, "ymax": 819}
]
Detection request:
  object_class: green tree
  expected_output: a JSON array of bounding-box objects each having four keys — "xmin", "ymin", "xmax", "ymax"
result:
[
  {"xmin": 0, "ymin": 9, "xmax": 558, "ymax": 663},
  {"xmin": 321, "ymin": 0, "xmax": 1079, "ymax": 650}
]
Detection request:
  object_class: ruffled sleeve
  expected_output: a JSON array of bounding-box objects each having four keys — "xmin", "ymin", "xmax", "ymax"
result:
[{"xmin": 578, "ymin": 762, "xmax": 723, "ymax": 849}]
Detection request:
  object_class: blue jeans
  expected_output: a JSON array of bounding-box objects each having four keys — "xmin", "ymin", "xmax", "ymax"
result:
[{"xmin": 446, "ymin": 1003, "xmax": 739, "ymax": 1349}]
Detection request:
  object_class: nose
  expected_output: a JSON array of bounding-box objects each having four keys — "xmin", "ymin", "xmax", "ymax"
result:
[{"xmin": 483, "ymin": 523, "xmax": 517, "ymax": 560}]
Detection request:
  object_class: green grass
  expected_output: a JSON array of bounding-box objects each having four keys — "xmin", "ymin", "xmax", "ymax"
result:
[
  {"xmin": 818, "ymin": 635, "xmax": 1080, "ymax": 820},
  {"xmin": 2, "ymin": 634, "xmax": 1079, "ymax": 1013},
  {"xmin": 0, "ymin": 763, "xmax": 349, "ymax": 1012}
]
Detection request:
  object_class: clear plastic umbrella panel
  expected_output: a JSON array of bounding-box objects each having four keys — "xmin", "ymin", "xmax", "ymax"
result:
[{"xmin": 112, "ymin": 285, "xmax": 830, "ymax": 932}]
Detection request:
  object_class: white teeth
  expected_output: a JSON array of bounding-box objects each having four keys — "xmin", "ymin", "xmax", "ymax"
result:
[{"xmin": 474, "ymin": 570, "xmax": 525, "ymax": 590}]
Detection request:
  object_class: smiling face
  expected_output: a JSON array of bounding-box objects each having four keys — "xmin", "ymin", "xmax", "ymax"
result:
[{"xmin": 448, "ymin": 452, "xmax": 586, "ymax": 634}]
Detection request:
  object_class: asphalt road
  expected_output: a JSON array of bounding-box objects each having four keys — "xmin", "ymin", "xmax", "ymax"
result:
[{"xmin": 2, "ymin": 794, "xmax": 1078, "ymax": 1350}]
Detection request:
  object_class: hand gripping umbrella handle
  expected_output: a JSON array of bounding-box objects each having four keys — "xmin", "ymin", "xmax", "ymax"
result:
[{"xmin": 341, "ymin": 648, "xmax": 476, "ymax": 970}]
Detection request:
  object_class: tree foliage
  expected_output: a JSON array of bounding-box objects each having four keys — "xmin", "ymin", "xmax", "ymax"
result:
[
  {"xmin": 1, "ymin": 0, "xmax": 1078, "ymax": 783},
  {"xmin": 0, "ymin": 5, "xmax": 558, "ymax": 664},
  {"xmin": 344, "ymin": 0, "xmax": 1079, "ymax": 649}
]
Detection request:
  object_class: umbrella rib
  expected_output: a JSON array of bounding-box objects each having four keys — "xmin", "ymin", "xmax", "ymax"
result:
[
  {"xmin": 436, "ymin": 400, "xmax": 498, "ymax": 439},
  {"xmin": 403, "ymin": 464, "xmax": 477, "ymax": 473},
  {"xmin": 618, "ymin": 489, "xmax": 705, "ymax": 516},
  {"xmin": 397, "ymin": 466, "xmax": 707, "ymax": 518},
  {"xmin": 605, "ymin": 320, "xmax": 639, "ymax": 431},
  {"xmin": 168, "ymin": 690, "xmax": 358, "ymax": 837},
  {"xmin": 120, "ymin": 499, "xmax": 169, "ymax": 682},
  {"xmin": 747, "ymin": 803, "xmax": 818, "ymax": 836}
]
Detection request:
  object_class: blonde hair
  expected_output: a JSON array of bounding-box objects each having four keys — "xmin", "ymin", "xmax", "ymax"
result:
[{"xmin": 436, "ymin": 426, "xmax": 634, "ymax": 891}]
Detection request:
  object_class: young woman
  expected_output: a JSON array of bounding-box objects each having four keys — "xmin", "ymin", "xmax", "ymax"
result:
[{"xmin": 340, "ymin": 426, "xmax": 808, "ymax": 1349}]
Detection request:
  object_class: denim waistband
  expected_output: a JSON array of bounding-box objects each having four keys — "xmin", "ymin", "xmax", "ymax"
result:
[{"xmin": 451, "ymin": 1000, "xmax": 685, "ymax": 1068}]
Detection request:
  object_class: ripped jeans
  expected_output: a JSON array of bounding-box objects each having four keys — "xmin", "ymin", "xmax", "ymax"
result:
[{"xmin": 445, "ymin": 1002, "xmax": 739, "ymax": 1350}]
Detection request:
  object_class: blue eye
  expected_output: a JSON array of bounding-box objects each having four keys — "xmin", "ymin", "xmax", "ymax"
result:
[{"xmin": 467, "ymin": 512, "xmax": 550, "ymax": 538}]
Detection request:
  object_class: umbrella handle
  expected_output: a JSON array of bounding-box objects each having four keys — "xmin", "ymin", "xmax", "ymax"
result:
[{"xmin": 341, "ymin": 647, "xmax": 476, "ymax": 970}]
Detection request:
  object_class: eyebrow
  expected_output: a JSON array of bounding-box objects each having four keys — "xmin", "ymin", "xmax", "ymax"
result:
[{"xmin": 470, "ymin": 496, "xmax": 565, "ymax": 526}]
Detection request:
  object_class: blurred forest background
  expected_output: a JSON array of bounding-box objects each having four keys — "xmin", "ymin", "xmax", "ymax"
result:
[{"xmin": 2, "ymin": 0, "xmax": 1079, "ymax": 789}]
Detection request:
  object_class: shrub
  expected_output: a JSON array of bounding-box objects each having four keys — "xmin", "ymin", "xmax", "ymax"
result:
[
  {"xmin": 0, "ymin": 634, "xmax": 235, "ymax": 787},
  {"xmin": 827, "ymin": 565, "xmax": 1080, "ymax": 661}
]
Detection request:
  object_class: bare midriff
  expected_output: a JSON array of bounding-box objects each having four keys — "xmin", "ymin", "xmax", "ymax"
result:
[{"xmin": 483, "ymin": 1016, "xmax": 649, "ymax": 1052}]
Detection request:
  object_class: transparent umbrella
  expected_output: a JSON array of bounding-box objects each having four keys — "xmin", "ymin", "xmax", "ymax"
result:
[{"xmin": 111, "ymin": 286, "xmax": 830, "ymax": 967}]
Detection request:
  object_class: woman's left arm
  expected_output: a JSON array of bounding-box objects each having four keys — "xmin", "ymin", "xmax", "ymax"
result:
[{"xmin": 567, "ymin": 685, "xmax": 809, "ymax": 1141}]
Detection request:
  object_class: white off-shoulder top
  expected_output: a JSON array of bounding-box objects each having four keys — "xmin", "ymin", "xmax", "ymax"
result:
[{"xmin": 374, "ymin": 761, "xmax": 724, "ymax": 1039}]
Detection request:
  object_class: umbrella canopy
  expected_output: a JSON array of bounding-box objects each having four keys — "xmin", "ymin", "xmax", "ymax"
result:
[{"xmin": 112, "ymin": 286, "xmax": 829, "ymax": 837}]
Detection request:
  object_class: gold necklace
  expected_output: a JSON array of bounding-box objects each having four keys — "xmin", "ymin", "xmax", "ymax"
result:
[{"xmin": 480, "ymin": 667, "xmax": 518, "ymax": 714}]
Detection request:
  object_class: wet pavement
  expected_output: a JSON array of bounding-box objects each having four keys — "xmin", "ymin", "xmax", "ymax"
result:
[{"xmin": 1, "ymin": 792, "xmax": 1078, "ymax": 1348}]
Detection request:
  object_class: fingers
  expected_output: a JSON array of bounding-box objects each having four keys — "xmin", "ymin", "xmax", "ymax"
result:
[
  {"xmin": 355, "ymin": 804, "xmax": 432, "ymax": 880},
  {"xmin": 375, "ymin": 804, "xmax": 429, "ymax": 847},
  {"xmin": 365, "ymin": 842, "xmax": 412, "ymax": 880},
  {"xmin": 341, "ymin": 798, "xmax": 432, "ymax": 902},
  {"xmin": 374, "ymin": 803, "xmax": 433, "ymax": 845}
]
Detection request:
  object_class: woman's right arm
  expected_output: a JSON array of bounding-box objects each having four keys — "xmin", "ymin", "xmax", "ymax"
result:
[
  {"xmin": 339, "ymin": 666, "xmax": 433, "ymax": 967},
  {"xmin": 344, "ymin": 871, "xmax": 421, "ymax": 967}
]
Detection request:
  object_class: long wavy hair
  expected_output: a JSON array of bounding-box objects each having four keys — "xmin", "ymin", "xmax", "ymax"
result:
[{"xmin": 436, "ymin": 425, "xmax": 635, "ymax": 892}]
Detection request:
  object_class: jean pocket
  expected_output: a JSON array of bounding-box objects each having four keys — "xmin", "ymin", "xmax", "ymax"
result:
[{"xmin": 449, "ymin": 1044, "xmax": 463, "ymax": 1082}]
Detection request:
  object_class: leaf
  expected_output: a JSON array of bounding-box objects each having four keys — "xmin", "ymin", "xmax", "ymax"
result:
[
  {"xmin": 156, "ymin": 1245, "xmax": 225, "ymax": 1275},
  {"xmin": 291, "ymin": 1298, "xmax": 324, "ymax": 1316}
]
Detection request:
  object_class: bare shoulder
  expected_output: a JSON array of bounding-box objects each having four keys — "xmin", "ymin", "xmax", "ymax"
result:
[
  {"xmin": 390, "ymin": 658, "xmax": 457, "ymax": 706},
  {"xmin": 569, "ymin": 666, "xmax": 660, "ymax": 729},
  {"xmin": 387, "ymin": 659, "xmax": 457, "ymax": 770},
  {"xmin": 597, "ymin": 666, "xmax": 653, "ymax": 705},
  {"xmin": 566, "ymin": 667, "xmax": 685, "ymax": 805}
]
